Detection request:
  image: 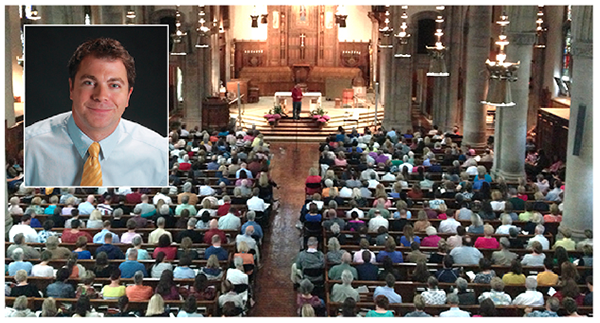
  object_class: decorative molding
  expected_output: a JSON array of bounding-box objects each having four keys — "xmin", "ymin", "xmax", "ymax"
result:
[{"xmin": 572, "ymin": 42, "xmax": 593, "ymax": 58}]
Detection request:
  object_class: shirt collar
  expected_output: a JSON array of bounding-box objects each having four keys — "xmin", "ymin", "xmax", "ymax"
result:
[
  {"xmin": 67, "ymin": 113, "xmax": 122, "ymax": 160},
  {"xmin": 307, "ymin": 247, "xmax": 318, "ymax": 253}
]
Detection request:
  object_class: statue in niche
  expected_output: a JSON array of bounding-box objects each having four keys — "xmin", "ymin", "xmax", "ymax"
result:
[{"xmin": 299, "ymin": 5, "xmax": 307, "ymax": 22}]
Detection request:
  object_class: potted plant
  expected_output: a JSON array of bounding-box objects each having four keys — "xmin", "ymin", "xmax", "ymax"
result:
[
  {"xmin": 310, "ymin": 107, "xmax": 330, "ymax": 127},
  {"xmin": 264, "ymin": 105, "xmax": 285, "ymax": 126}
]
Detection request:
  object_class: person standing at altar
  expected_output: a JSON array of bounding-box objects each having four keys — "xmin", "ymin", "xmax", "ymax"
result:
[{"xmin": 292, "ymin": 84, "xmax": 303, "ymax": 120}]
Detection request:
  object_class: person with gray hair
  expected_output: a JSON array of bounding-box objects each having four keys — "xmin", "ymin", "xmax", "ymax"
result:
[
  {"xmin": 495, "ymin": 213, "xmax": 518, "ymax": 234},
  {"xmin": 439, "ymin": 293, "xmax": 471, "ymax": 317},
  {"xmin": 512, "ymin": 276, "xmax": 544, "ymax": 306},
  {"xmin": 148, "ymin": 217, "xmax": 172, "ymax": 245},
  {"xmin": 125, "ymin": 270, "xmax": 154, "ymax": 301},
  {"xmin": 178, "ymin": 181, "xmax": 198, "ymax": 206},
  {"xmin": 236, "ymin": 225, "xmax": 258, "ymax": 252},
  {"xmin": 524, "ymin": 297, "xmax": 560, "ymax": 317},
  {"xmin": 7, "ymin": 233, "xmax": 40, "ymax": 260},
  {"xmin": 331, "ymin": 269, "xmax": 359, "ymax": 302},
  {"xmin": 296, "ymin": 279, "xmax": 324, "ymax": 316},
  {"xmin": 326, "ymin": 236, "xmax": 345, "ymax": 265},
  {"xmin": 478, "ymin": 277, "xmax": 512, "ymax": 305},
  {"xmin": 6, "ymin": 295, "xmax": 36, "ymax": 317},
  {"xmin": 527, "ymin": 224, "xmax": 550, "ymax": 250},
  {"xmin": 454, "ymin": 277, "xmax": 476, "ymax": 305},
  {"xmin": 241, "ymin": 210, "xmax": 264, "ymax": 240},
  {"xmin": 8, "ymin": 248, "xmax": 33, "ymax": 276},
  {"xmin": 328, "ymin": 251, "xmax": 358, "ymax": 280},
  {"xmin": 119, "ymin": 247, "xmax": 147, "ymax": 278},
  {"xmin": 176, "ymin": 194, "xmax": 197, "ymax": 216},
  {"xmin": 491, "ymin": 237, "xmax": 518, "ymax": 266},
  {"xmin": 126, "ymin": 235, "xmax": 151, "ymax": 260},
  {"xmin": 295, "ymin": 236, "xmax": 325, "ymax": 283},
  {"xmin": 9, "ymin": 269, "xmax": 40, "ymax": 298},
  {"xmin": 323, "ymin": 206, "xmax": 346, "ymax": 231},
  {"xmin": 135, "ymin": 194, "xmax": 156, "ymax": 217}
]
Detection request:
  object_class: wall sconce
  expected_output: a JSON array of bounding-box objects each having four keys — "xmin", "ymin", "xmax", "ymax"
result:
[
  {"xmin": 481, "ymin": 12, "xmax": 519, "ymax": 106},
  {"xmin": 378, "ymin": 6, "xmax": 393, "ymax": 38},
  {"xmin": 335, "ymin": 5, "xmax": 347, "ymax": 28},
  {"xmin": 426, "ymin": 8, "xmax": 448, "ymax": 76},
  {"xmin": 250, "ymin": 5, "xmax": 259, "ymax": 28},
  {"xmin": 171, "ymin": 6, "xmax": 188, "ymax": 56},
  {"xmin": 394, "ymin": 5, "xmax": 411, "ymax": 58}
]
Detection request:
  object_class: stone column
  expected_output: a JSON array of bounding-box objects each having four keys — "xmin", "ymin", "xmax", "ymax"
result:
[
  {"xmin": 431, "ymin": 76, "xmax": 449, "ymax": 131},
  {"xmin": 5, "ymin": 6, "xmax": 17, "ymax": 128},
  {"xmin": 209, "ymin": 6, "xmax": 221, "ymax": 95},
  {"xmin": 543, "ymin": 6, "xmax": 566, "ymax": 98},
  {"xmin": 378, "ymin": 29, "xmax": 392, "ymax": 107},
  {"xmin": 182, "ymin": 6, "xmax": 203, "ymax": 130},
  {"xmin": 560, "ymin": 6, "xmax": 593, "ymax": 242},
  {"xmin": 385, "ymin": 6, "xmax": 412, "ymax": 132},
  {"xmin": 99, "ymin": 6, "xmax": 124, "ymax": 24},
  {"xmin": 462, "ymin": 6, "xmax": 491, "ymax": 148},
  {"xmin": 492, "ymin": 6, "xmax": 536, "ymax": 181},
  {"xmin": 443, "ymin": 6, "xmax": 466, "ymax": 133}
]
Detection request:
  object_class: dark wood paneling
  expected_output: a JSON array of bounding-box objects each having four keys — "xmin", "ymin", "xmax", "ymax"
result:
[{"xmin": 536, "ymin": 109, "xmax": 569, "ymax": 162}]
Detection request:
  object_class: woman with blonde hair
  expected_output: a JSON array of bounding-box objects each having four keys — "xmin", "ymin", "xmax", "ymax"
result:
[
  {"xmin": 200, "ymin": 254, "xmax": 224, "ymax": 280},
  {"xmin": 145, "ymin": 294, "xmax": 169, "ymax": 317},
  {"xmin": 177, "ymin": 237, "xmax": 199, "ymax": 260},
  {"xmin": 374, "ymin": 184, "xmax": 388, "ymax": 200},
  {"xmin": 544, "ymin": 203, "xmax": 562, "ymax": 223},
  {"xmin": 326, "ymin": 237, "xmax": 345, "ymax": 265},
  {"xmin": 437, "ymin": 203, "xmax": 448, "ymax": 220},
  {"xmin": 413, "ymin": 210, "xmax": 431, "ymax": 232},
  {"xmin": 40, "ymin": 297, "xmax": 62, "ymax": 317},
  {"xmin": 490, "ymin": 190, "xmax": 506, "ymax": 211},
  {"xmin": 334, "ymin": 151, "xmax": 348, "ymax": 167},
  {"xmin": 407, "ymin": 182, "xmax": 423, "ymax": 199},
  {"xmin": 86, "ymin": 209, "xmax": 104, "ymax": 229},
  {"xmin": 234, "ymin": 241, "xmax": 255, "ymax": 275},
  {"xmin": 474, "ymin": 224, "xmax": 500, "ymax": 249}
]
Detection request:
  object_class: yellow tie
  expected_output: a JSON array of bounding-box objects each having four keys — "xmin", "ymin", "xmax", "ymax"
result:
[{"xmin": 81, "ymin": 142, "xmax": 103, "ymax": 186}]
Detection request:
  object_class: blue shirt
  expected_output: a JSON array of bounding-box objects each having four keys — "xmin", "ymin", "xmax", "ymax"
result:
[
  {"xmin": 24, "ymin": 112, "xmax": 168, "ymax": 186},
  {"xmin": 205, "ymin": 246, "xmax": 228, "ymax": 261},
  {"xmin": 75, "ymin": 250, "xmax": 92, "ymax": 259},
  {"xmin": 126, "ymin": 248, "xmax": 151, "ymax": 260},
  {"xmin": 119, "ymin": 260, "xmax": 147, "ymax": 278},
  {"xmin": 173, "ymin": 266, "xmax": 196, "ymax": 279},
  {"xmin": 77, "ymin": 201, "xmax": 95, "ymax": 215},
  {"xmin": 93, "ymin": 229, "xmax": 121, "ymax": 244},
  {"xmin": 8, "ymin": 261, "xmax": 33, "ymax": 276},
  {"xmin": 399, "ymin": 235, "xmax": 420, "ymax": 247},
  {"xmin": 241, "ymin": 221, "xmax": 263, "ymax": 240},
  {"xmin": 373, "ymin": 286, "xmax": 402, "ymax": 304},
  {"xmin": 235, "ymin": 168, "xmax": 253, "ymax": 179},
  {"xmin": 376, "ymin": 250, "xmax": 404, "ymax": 263}
]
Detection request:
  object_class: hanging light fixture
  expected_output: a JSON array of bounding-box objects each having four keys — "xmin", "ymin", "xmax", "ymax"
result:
[
  {"xmin": 481, "ymin": 12, "xmax": 520, "ymax": 106},
  {"xmin": 394, "ymin": 5, "xmax": 411, "ymax": 58},
  {"xmin": 426, "ymin": 6, "xmax": 448, "ymax": 76},
  {"xmin": 335, "ymin": 5, "xmax": 347, "ymax": 28},
  {"xmin": 171, "ymin": 5, "xmax": 188, "ymax": 56},
  {"xmin": 534, "ymin": 5, "xmax": 546, "ymax": 48},
  {"xmin": 195, "ymin": 6, "xmax": 210, "ymax": 48},
  {"xmin": 28, "ymin": 5, "xmax": 41, "ymax": 20},
  {"xmin": 250, "ymin": 5, "xmax": 259, "ymax": 28}
]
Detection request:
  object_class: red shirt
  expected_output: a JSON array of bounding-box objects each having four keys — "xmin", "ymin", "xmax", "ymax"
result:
[
  {"xmin": 217, "ymin": 203, "xmax": 231, "ymax": 217},
  {"xmin": 126, "ymin": 192, "xmax": 142, "ymax": 204},
  {"xmin": 203, "ymin": 228, "xmax": 227, "ymax": 245},
  {"xmin": 292, "ymin": 87, "xmax": 303, "ymax": 102},
  {"xmin": 474, "ymin": 237, "xmax": 500, "ymax": 249},
  {"xmin": 305, "ymin": 175, "xmax": 322, "ymax": 195},
  {"xmin": 178, "ymin": 162, "xmax": 191, "ymax": 171},
  {"xmin": 61, "ymin": 230, "xmax": 94, "ymax": 244},
  {"xmin": 153, "ymin": 246, "xmax": 177, "ymax": 260}
]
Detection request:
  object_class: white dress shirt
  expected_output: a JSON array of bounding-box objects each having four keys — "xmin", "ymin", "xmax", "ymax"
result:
[
  {"xmin": 153, "ymin": 193, "xmax": 172, "ymax": 205},
  {"xmin": 8, "ymin": 224, "xmax": 39, "ymax": 243},
  {"xmin": 512, "ymin": 290, "xmax": 545, "ymax": 306},
  {"xmin": 368, "ymin": 215, "xmax": 389, "ymax": 232},
  {"xmin": 218, "ymin": 213, "xmax": 242, "ymax": 230},
  {"xmin": 246, "ymin": 196, "xmax": 266, "ymax": 212},
  {"xmin": 24, "ymin": 112, "xmax": 168, "ymax": 186},
  {"xmin": 346, "ymin": 207, "xmax": 365, "ymax": 219},
  {"xmin": 438, "ymin": 218, "xmax": 461, "ymax": 234},
  {"xmin": 527, "ymin": 235, "xmax": 550, "ymax": 250},
  {"xmin": 199, "ymin": 185, "xmax": 216, "ymax": 196},
  {"xmin": 339, "ymin": 187, "xmax": 353, "ymax": 198}
]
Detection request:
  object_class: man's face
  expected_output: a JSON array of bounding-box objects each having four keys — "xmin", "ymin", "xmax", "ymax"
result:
[{"xmin": 70, "ymin": 56, "xmax": 133, "ymax": 141}]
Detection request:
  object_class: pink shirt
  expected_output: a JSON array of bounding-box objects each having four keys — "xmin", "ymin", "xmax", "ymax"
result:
[
  {"xmin": 474, "ymin": 237, "xmax": 500, "ymax": 249},
  {"xmin": 421, "ymin": 235, "xmax": 442, "ymax": 247}
]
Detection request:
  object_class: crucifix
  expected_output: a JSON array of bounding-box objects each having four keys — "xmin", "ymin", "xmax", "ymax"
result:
[{"xmin": 300, "ymin": 33, "xmax": 306, "ymax": 59}]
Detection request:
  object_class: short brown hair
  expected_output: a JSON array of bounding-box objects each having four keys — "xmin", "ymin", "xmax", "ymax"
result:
[
  {"xmin": 68, "ymin": 38, "xmax": 136, "ymax": 89},
  {"xmin": 374, "ymin": 295, "xmax": 390, "ymax": 310}
]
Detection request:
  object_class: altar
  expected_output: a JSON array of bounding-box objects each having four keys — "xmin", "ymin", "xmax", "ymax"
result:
[{"xmin": 273, "ymin": 92, "xmax": 322, "ymax": 113}]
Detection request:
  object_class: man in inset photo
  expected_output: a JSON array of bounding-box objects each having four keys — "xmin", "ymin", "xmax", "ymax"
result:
[{"xmin": 24, "ymin": 26, "xmax": 168, "ymax": 186}]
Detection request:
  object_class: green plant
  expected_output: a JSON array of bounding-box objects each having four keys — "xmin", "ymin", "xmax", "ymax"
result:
[{"xmin": 310, "ymin": 107, "xmax": 327, "ymax": 116}]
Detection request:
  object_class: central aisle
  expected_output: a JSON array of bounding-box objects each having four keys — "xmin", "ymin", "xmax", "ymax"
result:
[{"xmin": 250, "ymin": 142, "xmax": 320, "ymax": 317}]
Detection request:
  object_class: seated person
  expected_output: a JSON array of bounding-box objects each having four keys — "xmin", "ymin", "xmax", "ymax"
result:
[
  {"xmin": 205, "ymin": 234, "xmax": 229, "ymax": 261},
  {"xmin": 9, "ymin": 269, "xmax": 40, "ymax": 298},
  {"xmin": 421, "ymin": 276, "xmax": 447, "ymax": 305},
  {"xmin": 174, "ymin": 255, "xmax": 196, "ymax": 279},
  {"xmin": 102, "ymin": 268, "xmax": 126, "ymax": 300},
  {"xmin": 126, "ymin": 270, "xmax": 154, "ymax": 301},
  {"xmin": 330, "ymin": 269, "xmax": 359, "ymax": 303},
  {"xmin": 46, "ymin": 267, "xmax": 75, "ymax": 298},
  {"xmin": 152, "ymin": 234, "xmax": 177, "ymax": 260},
  {"xmin": 355, "ymin": 250, "xmax": 378, "ymax": 281},
  {"xmin": 95, "ymin": 233, "xmax": 125, "ymax": 260},
  {"xmin": 373, "ymin": 273, "xmax": 403, "ymax": 304},
  {"xmin": 478, "ymin": 277, "xmax": 512, "ymax": 305},
  {"xmin": 435, "ymin": 255, "xmax": 460, "ymax": 283}
]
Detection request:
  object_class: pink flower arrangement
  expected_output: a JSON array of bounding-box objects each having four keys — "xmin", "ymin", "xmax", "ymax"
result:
[
  {"xmin": 312, "ymin": 114, "xmax": 330, "ymax": 124},
  {"xmin": 264, "ymin": 113, "xmax": 282, "ymax": 124}
]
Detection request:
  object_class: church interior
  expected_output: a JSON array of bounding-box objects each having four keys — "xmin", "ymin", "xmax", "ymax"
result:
[{"xmin": 4, "ymin": 4, "xmax": 594, "ymax": 317}]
